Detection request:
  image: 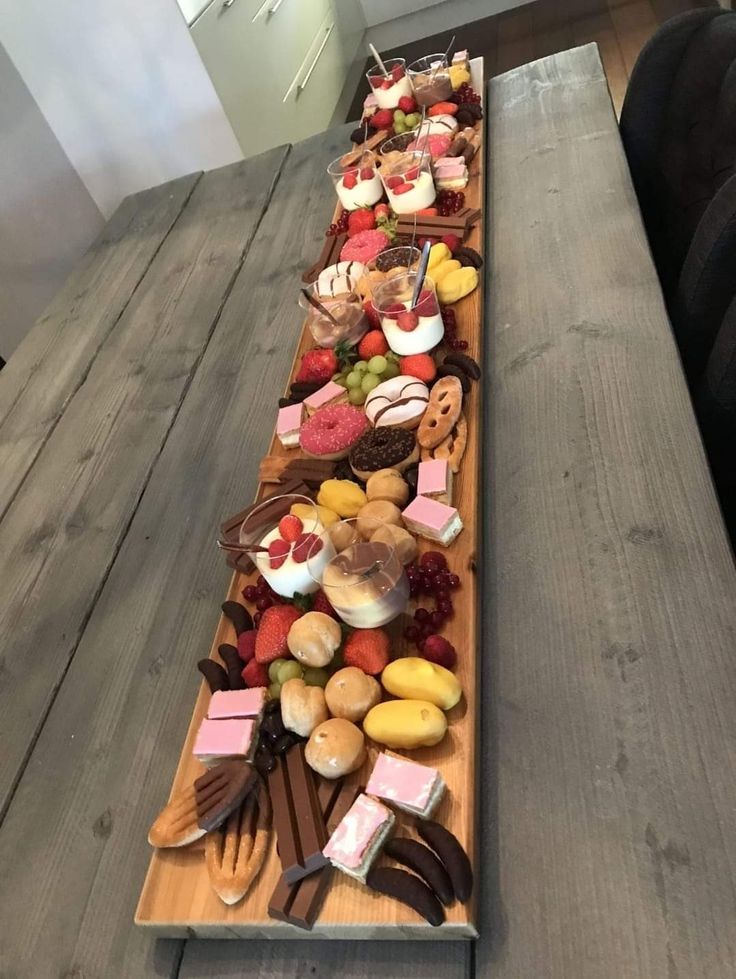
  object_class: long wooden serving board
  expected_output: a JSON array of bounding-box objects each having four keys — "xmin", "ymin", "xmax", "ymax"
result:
[{"xmin": 136, "ymin": 58, "xmax": 484, "ymax": 940}]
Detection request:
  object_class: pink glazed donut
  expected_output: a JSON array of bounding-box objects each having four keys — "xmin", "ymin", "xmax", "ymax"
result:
[{"xmin": 299, "ymin": 404, "xmax": 369, "ymax": 460}]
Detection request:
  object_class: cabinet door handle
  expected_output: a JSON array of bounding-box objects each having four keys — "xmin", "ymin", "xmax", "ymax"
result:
[
  {"xmin": 222, "ymin": 0, "xmax": 237, "ymax": 7},
  {"xmin": 268, "ymin": 0, "xmax": 285, "ymax": 12},
  {"xmin": 297, "ymin": 24, "xmax": 334, "ymax": 93}
]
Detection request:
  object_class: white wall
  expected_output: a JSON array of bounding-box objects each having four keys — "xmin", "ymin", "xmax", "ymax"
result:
[
  {"xmin": 0, "ymin": 0, "xmax": 243, "ymax": 218},
  {"xmin": 0, "ymin": 42, "xmax": 104, "ymax": 359}
]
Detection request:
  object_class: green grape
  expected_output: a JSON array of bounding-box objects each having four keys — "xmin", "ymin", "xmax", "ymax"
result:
[
  {"xmin": 334, "ymin": 374, "xmax": 348, "ymax": 388},
  {"xmin": 385, "ymin": 351, "xmax": 399, "ymax": 362},
  {"xmin": 361, "ymin": 373, "xmax": 380, "ymax": 393},
  {"xmin": 302, "ymin": 667, "xmax": 329, "ymax": 688},
  {"xmin": 277, "ymin": 660, "xmax": 303, "ymax": 684},
  {"xmin": 382, "ymin": 361, "xmax": 400, "ymax": 379},
  {"xmin": 268, "ymin": 658, "xmax": 286, "ymax": 683},
  {"xmin": 348, "ymin": 387, "xmax": 367, "ymax": 405},
  {"xmin": 368, "ymin": 355, "xmax": 387, "ymax": 374},
  {"xmin": 354, "ymin": 360, "xmax": 369, "ymax": 372},
  {"xmin": 268, "ymin": 681, "xmax": 282, "ymax": 700},
  {"xmin": 346, "ymin": 370, "xmax": 362, "ymax": 388},
  {"xmin": 393, "ymin": 109, "xmax": 406, "ymax": 123}
]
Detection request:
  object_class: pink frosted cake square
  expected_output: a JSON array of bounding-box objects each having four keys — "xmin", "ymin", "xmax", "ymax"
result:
[
  {"xmin": 277, "ymin": 403, "xmax": 304, "ymax": 448},
  {"xmin": 416, "ymin": 459, "xmax": 453, "ymax": 505},
  {"xmin": 366, "ymin": 751, "xmax": 446, "ymax": 818},
  {"xmin": 303, "ymin": 381, "xmax": 346, "ymax": 414},
  {"xmin": 192, "ymin": 717, "xmax": 255, "ymax": 765},
  {"xmin": 402, "ymin": 495, "xmax": 463, "ymax": 546},
  {"xmin": 207, "ymin": 688, "xmax": 266, "ymax": 720},
  {"xmin": 322, "ymin": 793, "xmax": 395, "ymax": 881}
]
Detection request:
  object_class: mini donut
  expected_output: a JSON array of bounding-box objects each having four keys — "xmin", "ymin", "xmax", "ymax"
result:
[
  {"xmin": 317, "ymin": 261, "xmax": 367, "ymax": 297},
  {"xmin": 349, "ymin": 426, "xmax": 419, "ymax": 480},
  {"xmin": 365, "ymin": 376, "xmax": 429, "ymax": 429},
  {"xmin": 300, "ymin": 405, "xmax": 369, "ymax": 461}
]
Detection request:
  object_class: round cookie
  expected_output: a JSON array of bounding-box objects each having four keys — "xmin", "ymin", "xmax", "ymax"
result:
[
  {"xmin": 365, "ymin": 468, "xmax": 410, "ymax": 507},
  {"xmin": 349, "ymin": 426, "xmax": 419, "ymax": 481},
  {"xmin": 364, "ymin": 376, "xmax": 429, "ymax": 429}
]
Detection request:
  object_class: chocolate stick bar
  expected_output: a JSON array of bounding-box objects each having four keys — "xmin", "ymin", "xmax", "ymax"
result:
[
  {"xmin": 283, "ymin": 744, "xmax": 328, "ymax": 883},
  {"xmin": 268, "ymin": 753, "xmax": 303, "ymax": 875}
]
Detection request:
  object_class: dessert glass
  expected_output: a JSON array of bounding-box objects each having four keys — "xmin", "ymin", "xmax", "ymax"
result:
[
  {"xmin": 298, "ymin": 282, "xmax": 369, "ymax": 349},
  {"xmin": 327, "ymin": 152, "xmax": 383, "ymax": 211},
  {"xmin": 372, "ymin": 271, "xmax": 444, "ymax": 356},
  {"xmin": 366, "ymin": 58, "xmax": 413, "ymax": 110},
  {"xmin": 379, "ymin": 131, "xmax": 419, "ymax": 159},
  {"xmin": 407, "ymin": 54, "xmax": 453, "ymax": 107},
  {"xmin": 378, "ymin": 150, "xmax": 436, "ymax": 215},
  {"xmin": 309, "ymin": 518, "xmax": 409, "ymax": 627},
  {"xmin": 240, "ymin": 494, "xmax": 336, "ymax": 598}
]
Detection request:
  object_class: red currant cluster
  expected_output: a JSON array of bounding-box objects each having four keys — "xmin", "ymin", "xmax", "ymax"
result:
[
  {"xmin": 442, "ymin": 306, "xmax": 468, "ymax": 351},
  {"xmin": 242, "ymin": 575, "xmax": 285, "ymax": 625},
  {"xmin": 456, "ymin": 82, "xmax": 482, "ymax": 105},
  {"xmin": 436, "ymin": 190, "xmax": 465, "ymax": 217},
  {"xmin": 326, "ymin": 209, "xmax": 349, "ymax": 237},
  {"xmin": 404, "ymin": 552, "xmax": 460, "ymax": 651}
]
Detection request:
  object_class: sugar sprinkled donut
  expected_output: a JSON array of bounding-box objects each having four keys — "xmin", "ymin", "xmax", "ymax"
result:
[
  {"xmin": 300, "ymin": 405, "xmax": 369, "ymax": 461},
  {"xmin": 364, "ymin": 376, "xmax": 429, "ymax": 429}
]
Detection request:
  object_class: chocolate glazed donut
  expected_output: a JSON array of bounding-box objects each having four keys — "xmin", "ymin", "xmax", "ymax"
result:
[{"xmin": 349, "ymin": 426, "xmax": 419, "ymax": 481}]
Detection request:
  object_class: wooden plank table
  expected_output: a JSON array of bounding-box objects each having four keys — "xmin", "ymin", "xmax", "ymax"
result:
[{"xmin": 2, "ymin": 41, "xmax": 736, "ymax": 979}]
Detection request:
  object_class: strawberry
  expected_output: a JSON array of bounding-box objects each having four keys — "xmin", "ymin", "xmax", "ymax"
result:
[
  {"xmin": 348, "ymin": 208, "xmax": 376, "ymax": 238},
  {"xmin": 418, "ymin": 236, "xmax": 438, "ymax": 247},
  {"xmin": 441, "ymin": 234, "xmax": 461, "ymax": 254},
  {"xmin": 342, "ymin": 171, "xmax": 358, "ymax": 190},
  {"xmin": 360, "ymin": 166, "xmax": 375, "ymax": 180},
  {"xmin": 400, "ymin": 353, "xmax": 436, "ymax": 383},
  {"xmin": 292, "ymin": 532, "xmax": 322, "ymax": 564},
  {"xmin": 403, "ymin": 167, "xmax": 419, "ymax": 182},
  {"xmin": 358, "ymin": 329, "xmax": 389, "ymax": 359},
  {"xmin": 421, "ymin": 635, "xmax": 457, "ymax": 670},
  {"xmin": 380, "ymin": 79, "xmax": 392, "ymax": 90},
  {"xmin": 268, "ymin": 539, "xmax": 290, "ymax": 569},
  {"xmin": 415, "ymin": 289, "xmax": 439, "ymax": 317},
  {"xmin": 278, "ymin": 514, "xmax": 303, "ymax": 542},
  {"xmin": 382, "ymin": 302, "xmax": 405, "ymax": 321},
  {"xmin": 368, "ymin": 76, "xmax": 382, "ymax": 90},
  {"xmin": 428, "ymin": 101, "xmax": 458, "ymax": 117},
  {"xmin": 242, "ymin": 658, "xmax": 270, "ymax": 688},
  {"xmin": 312, "ymin": 588, "xmax": 339, "ymax": 620},
  {"xmin": 374, "ymin": 203, "xmax": 391, "ymax": 222},
  {"xmin": 295, "ymin": 348, "xmax": 338, "ymax": 384},
  {"xmin": 391, "ymin": 65, "xmax": 405, "ymax": 82},
  {"xmin": 392, "ymin": 183, "xmax": 413, "ymax": 195},
  {"xmin": 343, "ymin": 628, "xmax": 390, "ymax": 675},
  {"xmin": 417, "ymin": 208, "xmax": 439, "ymax": 217},
  {"xmin": 385, "ymin": 175, "xmax": 403, "ymax": 189},
  {"xmin": 237, "ymin": 629, "xmax": 257, "ymax": 663},
  {"xmin": 398, "ymin": 95, "xmax": 417, "ymax": 114},
  {"xmin": 397, "ymin": 310, "xmax": 419, "ymax": 332},
  {"xmin": 363, "ymin": 302, "xmax": 382, "ymax": 330},
  {"xmin": 370, "ymin": 109, "xmax": 394, "ymax": 130},
  {"xmin": 255, "ymin": 605, "xmax": 302, "ymax": 663}
]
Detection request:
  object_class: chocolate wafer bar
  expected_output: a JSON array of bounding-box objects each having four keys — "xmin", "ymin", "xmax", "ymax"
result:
[{"xmin": 268, "ymin": 744, "xmax": 329, "ymax": 885}]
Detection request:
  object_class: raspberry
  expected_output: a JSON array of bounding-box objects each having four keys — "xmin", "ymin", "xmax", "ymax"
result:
[{"xmin": 268, "ymin": 539, "xmax": 289, "ymax": 570}]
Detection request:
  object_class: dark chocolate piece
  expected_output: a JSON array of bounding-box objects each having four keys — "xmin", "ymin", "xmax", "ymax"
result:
[
  {"xmin": 447, "ymin": 136, "xmax": 468, "ymax": 158},
  {"xmin": 268, "ymin": 754, "xmax": 302, "ymax": 875},
  {"xmin": 403, "ymin": 462, "xmax": 419, "ymax": 502},
  {"xmin": 454, "ymin": 246, "xmax": 483, "ymax": 269},
  {"xmin": 194, "ymin": 761, "xmax": 257, "ymax": 832},
  {"xmin": 273, "ymin": 732, "xmax": 299, "ymax": 755},
  {"xmin": 437, "ymin": 364, "xmax": 470, "ymax": 393},
  {"xmin": 254, "ymin": 745, "xmax": 277, "ymax": 777},
  {"xmin": 385, "ymin": 837, "xmax": 454, "ymax": 906},
  {"xmin": 218, "ymin": 643, "xmax": 245, "ymax": 690},
  {"xmin": 284, "ymin": 744, "xmax": 329, "ymax": 882},
  {"xmin": 261, "ymin": 710, "xmax": 285, "ymax": 741},
  {"xmin": 416, "ymin": 819, "xmax": 473, "ymax": 902},
  {"xmin": 197, "ymin": 658, "xmax": 230, "ymax": 693},
  {"xmin": 366, "ymin": 867, "xmax": 445, "ymax": 926},
  {"xmin": 221, "ymin": 600, "xmax": 253, "ymax": 636},
  {"xmin": 444, "ymin": 351, "xmax": 481, "ymax": 379}
]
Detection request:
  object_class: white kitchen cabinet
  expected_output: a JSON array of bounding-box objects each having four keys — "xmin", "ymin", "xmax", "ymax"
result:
[{"xmin": 190, "ymin": 0, "xmax": 365, "ymax": 159}]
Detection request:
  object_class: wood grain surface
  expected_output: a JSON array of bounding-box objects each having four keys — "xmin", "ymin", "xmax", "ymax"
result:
[
  {"xmin": 137, "ymin": 70, "xmax": 485, "ymax": 941},
  {"xmin": 0, "ymin": 151, "xmax": 286, "ymax": 822},
  {"xmin": 0, "ymin": 174, "xmax": 198, "ymax": 521},
  {"xmin": 479, "ymin": 44, "xmax": 736, "ymax": 979}
]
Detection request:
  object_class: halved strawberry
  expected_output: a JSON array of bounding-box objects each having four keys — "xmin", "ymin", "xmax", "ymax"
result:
[
  {"xmin": 403, "ymin": 166, "xmax": 419, "ymax": 181},
  {"xmin": 397, "ymin": 310, "xmax": 419, "ymax": 332},
  {"xmin": 268, "ymin": 539, "xmax": 290, "ymax": 569},
  {"xmin": 278, "ymin": 514, "xmax": 303, "ymax": 542},
  {"xmin": 391, "ymin": 66, "xmax": 405, "ymax": 82},
  {"xmin": 382, "ymin": 302, "xmax": 405, "ymax": 321},
  {"xmin": 360, "ymin": 167, "xmax": 375, "ymax": 180},
  {"xmin": 414, "ymin": 289, "xmax": 439, "ymax": 317},
  {"xmin": 392, "ymin": 183, "xmax": 413, "ymax": 195},
  {"xmin": 292, "ymin": 533, "xmax": 322, "ymax": 564},
  {"xmin": 342, "ymin": 172, "xmax": 357, "ymax": 190},
  {"xmin": 385, "ymin": 175, "xmax": 403, "ymax": 189}
]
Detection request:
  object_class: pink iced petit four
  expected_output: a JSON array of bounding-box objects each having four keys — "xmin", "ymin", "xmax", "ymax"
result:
[
  {"xmin": 303, "ymin": 380, "xmax": 347, "ymax": 415},
  {"xmin": 366, "ymin": 751, "xmax": 446, "ymax": 818},
  {"xmin": 402, "ymin": 495, "xmax": 463, "ymax": 546},
  {"xmin": 277, "ymin": 402, "xmax": 304, "ymax": 448},
  {"xmin": 416, "ymin": 459, "xmax": 453, "ymax": 505},
  {"xmin": 192, "ymin": 717, "xmax": 255, "ymax": 765},
  {"xmin": 207, "ymin": 688, "xmax": 266, "ymax": 720},
  {"xmin": 433, "ymin": 157, "xmax": 468, "ymax": 190},
  {"xmin": 322, "ymin": 793, "xmax": 395, "ymax": 881}
]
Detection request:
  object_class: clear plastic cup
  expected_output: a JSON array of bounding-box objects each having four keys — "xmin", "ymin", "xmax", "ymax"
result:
[
  {"xmin": 378, "ymin": 150, "xmax": 436, "ymax": 215},
  {"xmin": 309, "ymin": 518, "xmax": 409, "ymax": 627},
  {"xmin": 327, "ymin": 151, "xmax": 383, "ymax": 211},
  {"xmin": 407, "ymin": 54, "xmax": 453, "ymax": 107},
  {"xmin": 366, "ymin": 57, "xmax": 413, "ymax": 110},
  {"xmin": 372, "ymin": 271, "xmax": 444, "ymax": 356},
  {"xmin": 298, "ymin": 282, "xmax": 368, "ymax": 349},
  {"xmin": 239, "ymin": 494, "xmax": 335, "ymax": 598},
  {"xmin": 379, "ymin": 131, "xmax": 420, "ymax": 159}
]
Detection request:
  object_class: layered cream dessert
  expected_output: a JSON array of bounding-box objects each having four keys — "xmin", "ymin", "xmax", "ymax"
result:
[
  {"xmin": 373, "ymin": 273, "xmax": 444, "ymax": 356},
  {"xmin": 379, "ymin": 151, "xmax": 436, "ymax": 215},
  {"xmin": 321, "ymin": 539, "xmax": 408, "ymax": 627}
]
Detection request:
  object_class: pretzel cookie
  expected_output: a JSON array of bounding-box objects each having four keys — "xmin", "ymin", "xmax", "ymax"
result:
[
  {"xmin": 417, "ymin": 376, "xmax": 463, "ymax": 449},
  {"xmin": 420, "ymin": 413, "xmax": 467, "ymax": 473}
]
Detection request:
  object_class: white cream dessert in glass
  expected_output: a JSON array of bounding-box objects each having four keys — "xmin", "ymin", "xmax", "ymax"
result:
[
  {"xmin": 366, "ymin": 58, "xmax": 413, "ymax": 110},
  {"xmin": 310, "ymin": 520, "xmax": 409, "ymax": 628},
  {"xmin": 372, "ymin": 271, "xmax": 444, "ymax": 356},
  {"xmin": 239, "ymin": 495, "xmax": 336, "ymax": 598},
  {"xmin": 327, "ymin": 152, "xmax": 383, "ymax": 211},
  {"xmin": 378, "ymin": 150, "xmax": 436, "ymax": 215}
]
